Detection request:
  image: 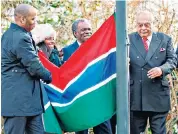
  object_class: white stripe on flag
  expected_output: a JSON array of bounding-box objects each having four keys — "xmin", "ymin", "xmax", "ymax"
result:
[
  {"xmin": 51, "ymin": 73, "xmax": 116, "ymax": 107},
  {"xmin": 64, "ymin": 48, "xmax": 116, "ymax": 91},
  {"xmin": 44, "ymin": 101, "xmax": 50, "ymax": 110},
  {"xmin": 47, "ymin": 47, "xmax": 116, "ymax": 93}
]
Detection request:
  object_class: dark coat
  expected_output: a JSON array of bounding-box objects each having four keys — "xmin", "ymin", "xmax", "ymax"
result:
[
  {"xmin": 62, "ymin": 41, "xmax": 79, "ymax": 62},
  {"xmin": 129, "ymin": 32, "xmax": 177, "ymax": 112},
  {"xmin": 49, "ymin": 48, "xmax": 63, "ymax": 67},
  {"xmin": 1, "ymin": 23, "xmax": 51, "ymax": 116}
]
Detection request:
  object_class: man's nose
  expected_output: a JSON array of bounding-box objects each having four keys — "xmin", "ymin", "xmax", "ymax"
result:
[
  {"xmin": 51, "ymin": 40, "xmax": 55, "ymax": 43},
  {"xmin": 141, "ymin": 25, "xmax": 147, "ymax": 29},
  {"xmin": 85, "ymin": 31, "xmax": 92, "ymax": 35},
  {"xmin": 34, "ymin": 18, "xmax": 38, "ymax": 24}
]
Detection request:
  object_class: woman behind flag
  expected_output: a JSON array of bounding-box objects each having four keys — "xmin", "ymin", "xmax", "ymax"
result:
[{"xmin": 32, "ymin": 23, "xmax": 63, "ymax": 67}]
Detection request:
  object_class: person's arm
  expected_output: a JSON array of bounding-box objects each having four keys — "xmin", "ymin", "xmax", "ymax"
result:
[
  {"xmin": 147, "ymin": 36, "xmax": 177, "ymax": 79},
  {"xmin": 159, "ymin": 37, "xmax": 177, "ymax": 76},
  {"xmin": 13, "ymin": 34, "xmax": 52, "ymax": 83}
]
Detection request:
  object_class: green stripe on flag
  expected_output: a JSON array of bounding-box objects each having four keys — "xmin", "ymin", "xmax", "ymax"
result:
[
  {"xmin": 54, "ymin": 78, "xmax": 116, "ymax": 132},
  {"xmin": 43, "ymin": 104, "xmax": 63, "ymax": 134}
]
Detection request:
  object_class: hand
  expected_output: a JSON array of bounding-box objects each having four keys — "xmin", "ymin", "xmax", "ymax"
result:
[
  {"xmin": 59, "ymin": 49, "xmax": 64, "ymax": 57},
  {"xmin": 147, "ymin": 67, "xmax": 162, "ymax": 79},
  {"xmin": 43, "ymin": 73, "xmax": 52, "ymax": 84},
  {"xmin": 43, "ymin": 79, "xmax": 52, "ymax": 84}
]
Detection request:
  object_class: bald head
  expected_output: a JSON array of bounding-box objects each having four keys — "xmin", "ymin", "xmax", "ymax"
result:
[
  {"xmin": 14, "ymin": 4, "xmax": 37, "ymax": 32},
  {"xmin": 14, "ymin": 4, "xmax": 35, "ymax": 18}
]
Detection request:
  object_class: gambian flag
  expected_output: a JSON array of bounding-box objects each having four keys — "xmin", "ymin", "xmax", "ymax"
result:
[{"xmin": 39, "ymin": 14, "xmax": 116, "ymax": 134}]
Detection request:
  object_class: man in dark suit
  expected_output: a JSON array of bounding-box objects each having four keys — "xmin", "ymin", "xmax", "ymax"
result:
[
  {"xmin": 129, "ymin": 10, "xmax": 177, "ymax": 134},
  {"xmin": 1, "ymin": 4, "xmax": 52, "ymax": 134},
  {"xmin": 61, "ymin": 19, "xmax": 112, "ymax": 134}
]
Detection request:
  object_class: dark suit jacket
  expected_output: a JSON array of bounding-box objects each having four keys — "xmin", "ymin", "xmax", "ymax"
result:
[
  {"xmin": 62, "ymin": 41, "xmax": 79, "ymax": 62},
  {"xmin": 129, "ymin": 32, "xmax": 177, "ymax": 112},
  {"xmin": 1, "ymin": 23, "xmax": 51, "ymax": 116}
]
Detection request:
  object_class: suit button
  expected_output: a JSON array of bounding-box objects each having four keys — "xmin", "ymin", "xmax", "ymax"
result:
[
  {"xmin": 141, "ymin": 68, "xmax": 144, "ymax": 70},
  {"xmin": 137, "ymin": 56, "xmax": 139, "ymax": 59},
  {"xmin": 155, "ymin": 57, "xmax": 158, "ymax": 59},
  {"xmin": 12, "ymin": 70, "xmax": 14, "ymax": 72},
  {"xmin": 139, "ymin": 80, "xmax": 142, "ymax": 82},
  {"xmin": 15, "ymin": 70, "xmax": 17, "ymax": 72}
]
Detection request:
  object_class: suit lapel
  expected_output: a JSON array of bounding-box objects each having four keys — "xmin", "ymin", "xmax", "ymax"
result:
[
  {"xmin": 73, "ymin": 41, "xmax": 80, "ymax": 51},
  {"xmin": 133, "ymin": 33, "xmax": 147, "ymax": 59},
  {"xmin": 32, "ymin": 39, "xmax": 37, "ymax": 51},
  {"xmin": 28, "ymin": 32, "xmax": 37, "ymax": 51},
  {"xmin": 145, "ymin": 33, "xmax": 161, "ymax": 62}
]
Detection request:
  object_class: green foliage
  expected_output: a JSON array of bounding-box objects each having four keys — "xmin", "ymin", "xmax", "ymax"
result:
[{"xmin": 1, "ymin": 0, "xmax": 115, "ymax": 47}]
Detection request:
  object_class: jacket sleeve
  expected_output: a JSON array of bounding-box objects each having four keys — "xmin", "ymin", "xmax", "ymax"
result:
[
  {"xmin": 13, "ymin": 34, "xmax": 51, "ymax": 80},
  {"xmin": 159, "ymin": 37, "xmax": 177, "ymax": 76}
]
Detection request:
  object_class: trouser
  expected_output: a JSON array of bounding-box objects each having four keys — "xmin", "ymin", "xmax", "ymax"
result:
[
  {"xmin": 130, "ymin": 111, "xmax": 168, "ymax": 134},
  {"xmin": 76, "ymin": 120, "xmax": 112, "ymax": 134},
  {"xmin": 110, "ymin": 114, "xmax": 116, "ymax": 134},
  {"xmin": 3, "ymin": 114, "xmax": 44, "ymax": 134}
]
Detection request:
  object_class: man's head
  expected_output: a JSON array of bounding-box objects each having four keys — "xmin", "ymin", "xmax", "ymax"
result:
[
  {"xmin": 14, "ymin": 4, "xmax": 37, "ymax": 32},
  {"xmin": 72, "ymin": 19, "xmax": 92, "ymax": 43},
  {"xmin": 136, "ymin": 10, "xmax": 153, "ymax": 38}
]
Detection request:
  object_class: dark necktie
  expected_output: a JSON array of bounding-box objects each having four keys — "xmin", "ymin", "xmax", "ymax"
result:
[{"xmin": 142, "ymin": 38, "xmax": 148, "ymax": 52}]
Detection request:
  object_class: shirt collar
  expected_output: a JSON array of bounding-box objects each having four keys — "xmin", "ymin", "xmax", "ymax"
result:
[
  {"xmin": 10, "ymin": 23, "xmax": 27, "ymax": 33},
  {"xmin": 77, "ymin": 40, "xmax": 82, "ymax": 46},
  {"xmin": 142, "ymin": 34, "xmax": 152, "ymax": 43},
  {"xmin": 147, "ymin": 34, "xmax": 152, "ymax": 43}
]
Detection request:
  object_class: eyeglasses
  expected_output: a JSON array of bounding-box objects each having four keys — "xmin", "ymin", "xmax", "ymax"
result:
[{"xmin": 137, "ymin": 23, "xmax": 151, "ymax": 28}]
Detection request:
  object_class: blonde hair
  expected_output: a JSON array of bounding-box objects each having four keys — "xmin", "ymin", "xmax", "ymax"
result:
[{"xmin": 31, "ymin": 23, "xmax": 56, "ymax": 44}]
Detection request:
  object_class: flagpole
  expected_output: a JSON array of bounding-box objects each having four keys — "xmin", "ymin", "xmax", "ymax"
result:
[{"xmin": 116, "ymin": 0, "xmax": 130, "ymax": 134}]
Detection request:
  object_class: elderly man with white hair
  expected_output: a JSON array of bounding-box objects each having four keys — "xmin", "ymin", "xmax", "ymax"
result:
[{"xmin": 129, "ymin": 10, "xmax": 177, "ymax": 134}]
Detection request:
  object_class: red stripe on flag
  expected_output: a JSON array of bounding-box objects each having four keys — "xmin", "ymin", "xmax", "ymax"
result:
[
  {"xmin": 39, "ymin": 15, "xmax": 116, "ymax": 90},
  {"xmin": 38, "ymin": 50, "xmax": 61, "ymax": 88}
]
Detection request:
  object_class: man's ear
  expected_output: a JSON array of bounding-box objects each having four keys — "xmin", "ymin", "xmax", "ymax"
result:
[
  {"xmin": 73, "ymin": 31, "xmax": 77, "ymax": 38},
  {"xmin": 20, "ymin": 16, "xmax": 26, "ymax": 24}
]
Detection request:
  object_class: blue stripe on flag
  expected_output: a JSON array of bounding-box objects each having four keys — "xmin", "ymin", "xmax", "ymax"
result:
[{"xmin": 44, "ymin": 51, "xmax": 116, "ymax": 104}]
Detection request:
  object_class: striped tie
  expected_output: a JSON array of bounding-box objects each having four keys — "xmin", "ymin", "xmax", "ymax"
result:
[{"xmin": 142, "ymin": 38, "xmax": 148, "ymax": 52}]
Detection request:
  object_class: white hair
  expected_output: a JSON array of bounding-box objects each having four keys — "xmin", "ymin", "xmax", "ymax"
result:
[
  {"xmin": 136, "ymin": 10, "xmax": 154, "ymax": 23},
  {"xmin": 31, "ymin": 23, "xmax": 56, "ymax": 44}
]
